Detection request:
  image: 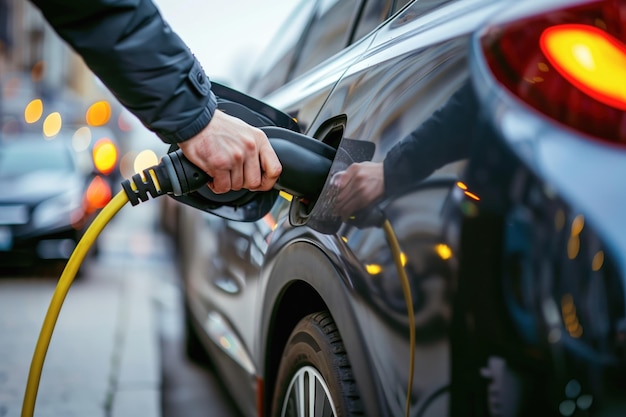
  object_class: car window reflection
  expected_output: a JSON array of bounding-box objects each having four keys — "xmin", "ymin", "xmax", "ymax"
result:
[
  {"xmin": 332, "ymin": 80, "xmax": 477, "ymax": 221},
  {"xmin": 289, "ymin": 0, "xmax": 362, "ymax": 80}
]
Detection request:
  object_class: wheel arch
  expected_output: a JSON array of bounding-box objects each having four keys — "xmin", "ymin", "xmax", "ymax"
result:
[{"xmin": 259, "ymin": 240, "xmax": 382, "ymax": 416}]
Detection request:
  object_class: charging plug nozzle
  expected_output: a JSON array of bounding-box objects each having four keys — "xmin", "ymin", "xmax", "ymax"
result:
[
  {"xmin": 121, "ymin": 127, "xmax": 335, "ymax": 207},
  {"xmin": 121, "ymin": 149, "xmax": 211, "ymax": 206}
]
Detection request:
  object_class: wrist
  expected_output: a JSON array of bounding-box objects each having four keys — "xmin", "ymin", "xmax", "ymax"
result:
[{"xmin": 159, "ymin": 95, "xmax": 217, "ymax": 144}]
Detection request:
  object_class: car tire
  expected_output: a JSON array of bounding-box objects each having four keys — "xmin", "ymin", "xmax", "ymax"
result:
[{"xmin": 271, "ymin": 311, "xmax": 363, "ymax": 417}]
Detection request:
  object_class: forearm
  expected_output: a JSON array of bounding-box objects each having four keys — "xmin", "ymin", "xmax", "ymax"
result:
[
  {"xmin": 31, "ymin": 0, "xmax": 216, "ymax": 143},
  {"xmin": 383, "ymin": 81, "xmax": 477, "ymax": 197}
]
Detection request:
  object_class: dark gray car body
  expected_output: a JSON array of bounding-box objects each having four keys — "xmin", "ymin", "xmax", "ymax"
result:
[{"xmin": 179, "ymin": 0, "xmax": 626, "ymax": 416}]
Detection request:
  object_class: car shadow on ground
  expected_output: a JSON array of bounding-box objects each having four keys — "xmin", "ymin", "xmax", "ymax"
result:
[{"xmin": 155, "ymin": 275, "xmax": 243, "ymax": 417}]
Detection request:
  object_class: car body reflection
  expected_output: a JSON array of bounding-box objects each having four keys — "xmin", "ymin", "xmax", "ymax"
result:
[{"xmin": 177, "ymin": 0, "xmax": 626, "ymax": 416}]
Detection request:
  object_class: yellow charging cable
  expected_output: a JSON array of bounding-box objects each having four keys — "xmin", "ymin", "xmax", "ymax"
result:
[
  {"xmin": 382, "ymin": 219, "xmax": 415, "ymax": 417},
  {"xmin": 21, "ymin": 184, "xmax": 414, "ymax": 417},
  {"xmin": 21, "ymin": 190, "xmax": 129, "ymax": 417}
]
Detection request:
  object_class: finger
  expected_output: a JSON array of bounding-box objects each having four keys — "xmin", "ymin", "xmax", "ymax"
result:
[
  {"xmin": 334, "ymin": 172, "xmax": 356, "ymax": 205},
  {"xmin": 255, "ymin": 141, "xmax": 282, "ymax": 191},
  {"xmin": 337, "ymin": 193, "xmax": 359, "ymax": 218},
  {"xmin": 230, "ymin": 161, "xmax": 245, "ymax": 191},
  {"xmin": 335, "ymin": 184, "xmax": 355, "ymax": 206},
  {"xmin": 242, "ymin": 153, "xmax": 262, "ymax": 190},
  {"xmin": 341, "ymin": 199, "xmax": 361, "ymax": 219},
  {"xmin": 331, "ymin": 171, "xmax": 345, "ymax": 188},
  {"xmin": 332, "ymin": 173, "xmax": 356, "ymax": 215},
  {"xmin": 209, "ymin": 170, "xmax": 231, "ymax": 194}
]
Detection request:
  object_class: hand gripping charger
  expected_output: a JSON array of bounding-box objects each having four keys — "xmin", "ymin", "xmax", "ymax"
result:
[
  {"xmin": 21, "ymin": 83, "xmax": 344, "ymax": 417},
  {"xmin": 122, "ymin": 83, "xmax": 336, "ymax": 221}
]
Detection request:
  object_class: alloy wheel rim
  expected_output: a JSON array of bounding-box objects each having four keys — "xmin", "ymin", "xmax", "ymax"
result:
[{"xmin": 280, "ymin": 365, "xmax": 338, "ymax": 417}]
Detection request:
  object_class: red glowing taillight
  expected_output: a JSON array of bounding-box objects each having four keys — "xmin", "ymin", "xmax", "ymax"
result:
[
  {"xmin": 480, "ymin": 0, "xmax": 626, "ymax": 143},
  {"xmin": 540, "ymin": 24, "xmax": 626, "ymax": 111}
]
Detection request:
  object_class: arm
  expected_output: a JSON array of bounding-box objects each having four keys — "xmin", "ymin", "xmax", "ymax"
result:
[
  {"xmin": 30, "ymin": 0, "xmax": 281, "ymax": 192},
  {"xmin": 31, "ymin": 0, "xmax": 213, "ymax": 144},
  {"xmin": 333, "ymin": 81, "xmax": 478, "ymax": 218},
  {"xmin": 383, "ymin": 80, "xmax": 477, "ymax": 197}
]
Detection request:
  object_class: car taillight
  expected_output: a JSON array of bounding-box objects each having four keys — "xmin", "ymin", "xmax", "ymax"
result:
[{"xmin": 480, "ymin": 0, "xmax": 626, "ymax": 143}]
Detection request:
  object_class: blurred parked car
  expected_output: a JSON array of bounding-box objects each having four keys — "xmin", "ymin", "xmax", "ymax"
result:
[
  {"xmin": 178, "ymin": 0, "xmax": 626, "ymax": 416},
  {"xmin": 0, "ymin": 132, "xmax": 99, "ymax": 268}
]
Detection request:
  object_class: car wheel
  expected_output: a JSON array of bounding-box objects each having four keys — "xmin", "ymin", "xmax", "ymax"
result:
[{"xmin": 271, "ymin": 311, "xmax": 363, "ymax": 417}]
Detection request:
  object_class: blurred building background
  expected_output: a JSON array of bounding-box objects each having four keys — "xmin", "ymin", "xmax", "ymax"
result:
[
  {"xmin": 0, "ymin": 0, "xmax": 297, "ymax": 207},
  {"xmin": 1, "ymin": 0, "xmax": 103, "ymax": 131},
  {"xmin": 0, "ymin": 0, "xmax": 95, "ymax": 95},
  {"xmin": 0, "ymin": 0, "xmax": 298, "ymax": 244},
  {"xmin": 0, "ymin": 0, "xmax": 149, "ymax": 225},
  {"xmin": 0, "ymin": 0, "xmax": 131, "ymax": 153},
  {"xmin": 0, "ymin": 0, "xmax": 297, "ymax": 155}
]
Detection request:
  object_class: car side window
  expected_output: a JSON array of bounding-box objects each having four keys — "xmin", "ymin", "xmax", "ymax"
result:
[{"xmin": 289, "ymin": 0, "xmax": 363, "ymax": 80}]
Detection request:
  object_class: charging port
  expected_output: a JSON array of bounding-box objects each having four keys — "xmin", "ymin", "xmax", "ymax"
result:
[{"xmin": 289, "ymin": 117, "xmax": 345, "ymax": 227}]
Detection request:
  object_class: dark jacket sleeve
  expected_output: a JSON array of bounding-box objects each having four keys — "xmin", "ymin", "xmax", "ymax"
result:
[
  {"xmin": 382, "ymin": 80, "xmax": 478, "ymax": 197},
  {"xmin": 29, "ymin": 0, "xmax": 217, "ymax": 144}
]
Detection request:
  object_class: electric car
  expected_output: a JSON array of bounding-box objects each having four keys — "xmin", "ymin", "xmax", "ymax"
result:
[
  {"xmin": 177, "ymin": 0, "xmax": 626, "ymax": 416},
  {"xmin": 0, "ymin": 132, "xmax": 95, "ymax": 268},
  {"xmin": 243, "ymin": 0, "xmax": 414, "ymax": 98}
]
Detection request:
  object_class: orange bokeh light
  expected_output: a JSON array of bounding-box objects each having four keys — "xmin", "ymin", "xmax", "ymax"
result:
[
  {"xmin": 86, "ymin": 100, "xmax": 112, "ymax": 126},
  {"xmin": 24, "ymin": 99, "xmax": 43, "ymax": 124},
  {"xmin": 464, "ymin": 191, "xmax": 480, "ymax": 201}
]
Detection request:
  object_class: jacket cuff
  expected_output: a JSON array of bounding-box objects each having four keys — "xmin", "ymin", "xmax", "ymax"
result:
[{"xmin": 159, "ymin": 93, "xmax": 217, "ymax": 144}]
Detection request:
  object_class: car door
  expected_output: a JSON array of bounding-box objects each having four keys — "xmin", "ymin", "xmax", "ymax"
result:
[{"xmin": 263, "ymin": 0, "xmax": 504, "ymax": 414}]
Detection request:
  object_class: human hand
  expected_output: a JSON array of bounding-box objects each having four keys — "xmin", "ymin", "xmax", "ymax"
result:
[
  {"xmin": 332, "ymin": 161, "xmax": 384, "ymax": 220},
  {"xmin": 177, "ymin": 110, "xmax": 282, "ymax": 194}
]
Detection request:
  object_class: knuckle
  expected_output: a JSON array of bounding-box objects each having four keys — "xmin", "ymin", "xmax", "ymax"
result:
[
  {"xmin": 232, "ymin": 149, "xmax": 244, "ymax": 164},
  {"xmin": 211, "ymin": 154, "xmax": 230, "ymax": 171},
  {"xmin": 245, "ymin": 137, "xmax": 258, "ymax": 152}
]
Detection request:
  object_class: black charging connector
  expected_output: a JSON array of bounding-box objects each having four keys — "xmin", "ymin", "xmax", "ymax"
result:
[
  {"xmin": 262, "ymin": 127, "xmax": 335, "ymax": 198},
  {"xmin": 121, "ymin": 126, "xmax": 336, "ymax": 208},
  {"xmin": 121, "ymin": 148, "xmax": 210, "ymax": 206}
]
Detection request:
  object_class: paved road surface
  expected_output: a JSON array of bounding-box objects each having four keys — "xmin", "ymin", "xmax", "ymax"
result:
[{"xmin": 0, "ymin": 199, "xmax": 240, "ymax": 417}]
